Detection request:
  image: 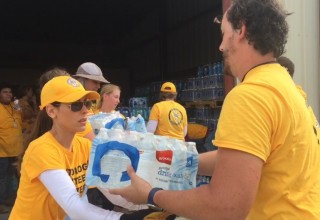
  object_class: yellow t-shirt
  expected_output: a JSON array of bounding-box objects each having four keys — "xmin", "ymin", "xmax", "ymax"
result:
[
  {"xmin": 187, "ymin": 123, "xmax": 208, "ymax": 139},
  {"xmin": 296, "ymin": 85, "xmax": 307, "ymax": 100},
  {"xmin": 214, "ymin": 63, "xmax": 320, "ymax": 219},
  {"xmin": 0, "ymin": 103, "xmax": 23, "ymax": 157},
  {"xmin": 308, "ymin": 106, "xmax": 320, "ymax": 145},
  {"xmin": 10, "ymin": 132, "xmax": 91, "ymax": 220},
  {"xmin": 296, "ymin": 85, "xmax": 320, "ymax": 146},
  {"xmin": 149, "ymin": 100, "xmax": 187, "ymax": 140}
]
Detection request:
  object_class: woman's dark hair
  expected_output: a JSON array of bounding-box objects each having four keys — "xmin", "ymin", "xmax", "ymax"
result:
[
  {"xmin": 39, "ymin": 67, "xmax": 70, "ymax": 90},
  {"xmin": 227, "ymin": 0, "xmax": 289, "ymax": 57},
  {"xmin": 24, "ymin": 109, "xmax": 53, "ymax": 148},
  {"xmin": 277, "ymin": 56, "xmax": 295, "ymax": 77},
  {"xmin": 17, "ymin": 85, "xmax": 32, "ymax": 99},
  {"xmin": 23, "ymin": 67, "xmax": 68, "ymax": 151}
]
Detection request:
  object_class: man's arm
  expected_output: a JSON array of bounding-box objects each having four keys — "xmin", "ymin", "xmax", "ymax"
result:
[
  {"xmin": 110, "ymin": 148, "xmax": 263, "ymax": 220},
  {"xmin": 154, "ymin": 148, "xmax": 263, "ymax": 219},
  {"xmin": 197, "ymin": 150, "xmax": 218, "ymax": 176}
]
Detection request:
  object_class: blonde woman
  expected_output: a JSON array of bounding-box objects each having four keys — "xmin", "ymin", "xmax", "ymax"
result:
[{"xmin": 95, "ymin": 84, "xmax": 121, "ymax": 114}]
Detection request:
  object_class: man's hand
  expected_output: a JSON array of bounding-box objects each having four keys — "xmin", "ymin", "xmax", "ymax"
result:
[{"xmin": 109, "ymin": 165, "xmax": 152, "ymax": 204}]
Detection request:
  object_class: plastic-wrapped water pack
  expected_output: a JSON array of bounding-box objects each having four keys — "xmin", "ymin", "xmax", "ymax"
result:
[
  {"xmin": 89, "ymin": 111, "xmax": 125, "ymax": 135},
  {"xmin": 89, "ymin": 111, "xmax": 147, "ymax": 134},
  {"xmin": 126, "ymin": 114, "xmax": 147, "ymax": 133},
  {"xmin": 86, "ymin": 129, "xmax": 198, "ymax": 191}
]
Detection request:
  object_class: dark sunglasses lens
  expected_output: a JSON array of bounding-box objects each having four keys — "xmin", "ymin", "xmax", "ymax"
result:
[
  {"xmin": 84, "ymin": 101, "xmax": 93, "ymax": 110},
  {"xmin": 70, "ymin": 101, "xmax": 93, "ymax": 112},
  {"xmin": 71, "ymin": 102, "xmax": 83, "ymax": 112}
]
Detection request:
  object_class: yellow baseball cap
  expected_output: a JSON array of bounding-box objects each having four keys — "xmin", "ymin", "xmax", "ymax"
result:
[
  {"xmin": 40, "ymin": 76, "xmax": 100, "ymax": 110},
  {"xmin": 160, "ymin": 82, "xmax": 176, "ymax": 93}
]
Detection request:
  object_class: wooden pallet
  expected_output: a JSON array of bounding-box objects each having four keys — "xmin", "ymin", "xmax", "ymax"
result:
[{"xmin": 184, "ymin": 100, "xmax": 223, "ymax": 108}]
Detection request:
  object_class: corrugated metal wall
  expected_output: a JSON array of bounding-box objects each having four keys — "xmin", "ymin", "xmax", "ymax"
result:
[{"xmin": 280, "ymin": 0, "xmax": 320, "ymax": 119}]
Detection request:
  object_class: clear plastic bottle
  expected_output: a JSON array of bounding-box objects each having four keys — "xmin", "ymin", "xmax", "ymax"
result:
[
  {"xmin": 13, "ymin": 98, "xmax": 21, "ymax": 111},
  {"xmin": 186, "ymin": 141, "xmax": 197, "ymax": 153}
]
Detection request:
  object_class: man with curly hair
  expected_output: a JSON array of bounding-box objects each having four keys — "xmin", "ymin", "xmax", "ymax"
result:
[{"xmin": 110, "ymin": 1, "xmax": 320, "ymax": 219}]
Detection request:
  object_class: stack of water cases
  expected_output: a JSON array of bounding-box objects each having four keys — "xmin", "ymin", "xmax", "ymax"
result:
[
  {"xmin": 124, "ymin": 97, "xmax": 150, "ymax": 121},
  {"xmin": 187, "ymin": 106, "xmax": 221, "ymax": 131},
  {"xmin": 196, "ymin": 175, "xmax": 211, "ymax": 187},
  {"xmin": 148, "ymin": 81, "xmax": 163, "ymax": 105},
  {"xmin": 180, "ymin": 61, "xmax": 225, "ymax": 102}
]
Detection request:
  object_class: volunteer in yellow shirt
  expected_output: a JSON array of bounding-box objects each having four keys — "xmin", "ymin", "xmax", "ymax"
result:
[
  {"xmin": 9, "ymin": 76, "xmax": 122, "ymax": 220},
  {"xmin": 37, "ymin": 67, "xmax": 95, "ymax": 141},
  {"xmin": 109, "ymin": 2, "xmax": 320, "ymax": 219},
  {"xmin": 0, "ymin": 82, "xmax": 23, "ymax": 213},
  {"xmin": 147, "ymin": 82, "xmax": 187, "ymax": 141},
  {"xmin": 214, "ymin": 63, "xmax": 320, "ymax": 219}
]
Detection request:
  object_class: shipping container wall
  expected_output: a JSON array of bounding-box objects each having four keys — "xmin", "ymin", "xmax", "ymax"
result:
[
  {"xmin": 127, "ymin": 41, "xmax": 161, "ymax": 82},
  {"xmin": 164, "ymin": 0, "xmax": 222, "ymax": 79},
  {"xmin": 166, "ymin": 12, "xmax": 222, "ymax": 78},
  {"xmin": 118, "ymin": 0, "xmax": 223, "ymax": 85},
  {"xmin": 115, "ymin": 12, "xmax": 160, "ymax": 54},
  {"xmin": 1, "ymin": 41, "xmax": 111, "ymax": 84},
  {"xmin": 166, "ymin": 0, "xmax": 220, "ymax": 26}
]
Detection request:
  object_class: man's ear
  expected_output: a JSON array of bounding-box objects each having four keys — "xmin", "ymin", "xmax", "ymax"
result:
[
  {"xmin": 238, "ymin": 23, "xmax": 246, "ymax": 39},
  {"xmin": 46, "ymin": 105, "xmax": 57, "ymax": 119}
]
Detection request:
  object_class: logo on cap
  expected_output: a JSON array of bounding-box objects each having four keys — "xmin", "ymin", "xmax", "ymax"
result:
[{"xmin": 67, "ymin": 78, "xmax": 81, "ymax": 87}]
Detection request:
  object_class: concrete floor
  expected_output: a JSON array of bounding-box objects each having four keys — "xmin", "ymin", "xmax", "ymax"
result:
[{"xmin": 0, "ymin": 211, "xmax": 10, "ymax": 220}]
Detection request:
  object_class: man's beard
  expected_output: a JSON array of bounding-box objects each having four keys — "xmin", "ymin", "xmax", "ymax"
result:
[{"xmin": 222, "ymin": 52, "xmax": 233, "ymax": 77}]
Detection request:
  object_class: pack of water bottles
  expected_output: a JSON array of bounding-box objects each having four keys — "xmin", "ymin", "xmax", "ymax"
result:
[
  {"xmin": 86, "ymin": 128, "xmax": 199, "ymax": 191},
  {"xmin": 89, "ymin": 111, "xmax": 147, "ymax": 134}
]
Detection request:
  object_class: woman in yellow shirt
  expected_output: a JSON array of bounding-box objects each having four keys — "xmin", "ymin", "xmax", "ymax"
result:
[{"xmin": 10, "ymin": 76, "xmax": 122, "ymax": 220}]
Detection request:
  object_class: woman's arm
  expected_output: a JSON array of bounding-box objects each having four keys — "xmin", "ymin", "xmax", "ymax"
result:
[
  {"xmin": 39, "ymin": 170, "xmax": 123, "ymax": 220},
  {"xmin": 183, "ymin": 125, "xmax": 188, "ymax": 137},
  {"xmin": 98, "ymin": 187, "xmax": 148, "ymax": 211},
  {"xmin": 146, "ymin": 120, "xmax": 158, "ymax": 133}
]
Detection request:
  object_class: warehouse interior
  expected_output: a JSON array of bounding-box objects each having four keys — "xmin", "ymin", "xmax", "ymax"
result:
[{"xmin": 0, "ymin": 0, "xmax": 223, "ymax": 103}]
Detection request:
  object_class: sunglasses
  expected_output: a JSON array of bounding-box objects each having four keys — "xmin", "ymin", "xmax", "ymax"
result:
[
  {"xmin": 213, "ymin": 15, "xmax": 222, "ymax": 24},
  {"xmin": 52, "ymin": 101, "xmax": 93, "ymax": 112}
]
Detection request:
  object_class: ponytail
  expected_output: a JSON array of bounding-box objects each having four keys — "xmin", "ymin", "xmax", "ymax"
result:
[{"xmin": 24, "ymin": 109, "xmax": 52, "ymax": 150}]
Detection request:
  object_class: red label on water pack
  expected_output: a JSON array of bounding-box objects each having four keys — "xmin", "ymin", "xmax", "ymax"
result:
[{"xmin": 156, "ymin": 150, "xmax": 173, "ymax": 165}]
